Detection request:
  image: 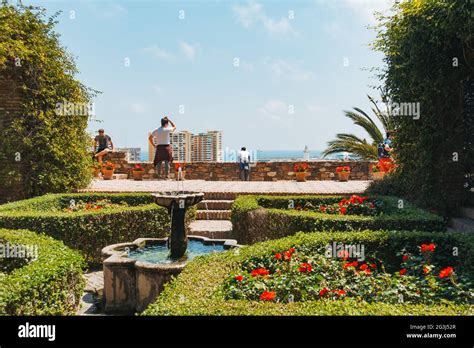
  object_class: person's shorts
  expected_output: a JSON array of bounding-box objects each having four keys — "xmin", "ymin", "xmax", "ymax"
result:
[
  {"xmin": 240, "ymin": 163, "xmax": 250, "ymax": 171},
  {"xmin": 96, "ymin": 148, "xmax": 111, "ymax": 154}
]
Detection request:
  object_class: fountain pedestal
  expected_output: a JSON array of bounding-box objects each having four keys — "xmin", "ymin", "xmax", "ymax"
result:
[{"xmin": 152, "ymin": 192, "xmax": 204, "ymax": 259}]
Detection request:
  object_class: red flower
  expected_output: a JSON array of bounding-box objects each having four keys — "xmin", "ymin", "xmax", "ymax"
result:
[
  {"xmin": 439, "ymin": 266, "xmax": 454, "ymax": 279},
  {"xmin": 298, "ymin": 263, "xmax": 312, "ymax": 273},
  {"xmin": 420, "ymin": 243, "xmax": 436, "ymax": 252},
  {"xmin": 337, "ymin": 250, "xmax": 350, "ymax": 260},
  {"xmin": 339, "ymin": 207, "xmax": 347, "ymax": 215},
  {"xmin": 274, "ymin": 253, "xmax": 282, "ymax": 260},
  {"xmin": 251, "ymin": 268, "xmax": 269, "ymax": 277},
  {"xmin": 288, "ymin": 247, "xmax": 296, "ymax": 254},
  {"xmin": 235, "ymin": 275, "xmax": 243, "ymax": 282},
  {"xmin": 402, "ymin": 254, "xmax": 409, "ymax": 262},
  {"xmin": 423, "ymin": 266, "xmax": 430, "ymax": 274},
  {"xmin": 319, "ymin": 288, "xmax": 329, "ymax": 297},
  {"xmin": 370, "ymin": 263, "xmax": 377, "ymax": 269},
  {"xmin": 399, "ymin": 268, "xmax": 407, "ymax": 276},
  {"xmin": 360, "ymin": 264, "xmax": 369, "ymax": 271},
  {"xmin": 334, "ymin": 289, "xmax": 346, "ymax": 296},
  {"xmin": 284, "ymin": 247, "xmax": 296, "ymax": 260},
  {"xmin": 260, "ymin": 291, "xmax": 276, "ymax": 301},
  {"xmin": 343, "ymin": 261, "xmax": 358, "ymax": 269}
]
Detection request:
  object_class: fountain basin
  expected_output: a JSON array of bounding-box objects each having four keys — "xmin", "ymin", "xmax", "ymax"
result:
[{"xmin": 102, "ymin": 235, "xmax": 238, "ymax": 314}]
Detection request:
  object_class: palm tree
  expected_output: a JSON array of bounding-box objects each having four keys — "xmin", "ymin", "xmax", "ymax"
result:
[{"xmin": 322, "ymin": 95, "xmax": 393, "ymax": 160}]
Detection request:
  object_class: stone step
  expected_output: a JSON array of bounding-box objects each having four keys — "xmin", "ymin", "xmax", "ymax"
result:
[
  {"xmin": 450, "ymin": 218, "xmax": 474, "ymax": 233},
  {"xmin": 189, "ymin": 220, "xmax": 233, "ymax": 239},
  {"xmin": 196, "ymin": 210, "xmax": 231, "ymax": 220},
  {"xmin": 460, "ymin": 206, "xmax": 474, "ymax": 220},
  {"xmin": 197, "ymin": 200, "xmax": 234, "ymax": 210},
  {"xmin": 204, "ymin": 192, "xmax": 238, "ymax": 200}
]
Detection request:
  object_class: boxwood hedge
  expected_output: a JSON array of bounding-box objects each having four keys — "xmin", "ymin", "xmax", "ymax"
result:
[
  {"xmin": 142, "ymin": 230, "xmax": 473, "ymax": 316},
  {"xmin": 0, "ymin": 228, "xmax": 85, "ymax": 315},
  {"xmin": 0, "ymin": 193, "xmax": 195, "ymax": 265},
  {"xmin": 231, "ymin": 195, "xmax": 445, "ymax": 244}
]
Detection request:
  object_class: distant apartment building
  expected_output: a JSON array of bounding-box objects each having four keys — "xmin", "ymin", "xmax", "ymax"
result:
[
  {"xmin": 116, "ymin": 147, "xmax": 141, "ymax": 162},
  {"xmin": 191, "ymin": 131, "xmax": 222, "ymax": 162},
  {"xmin": 148, "ymin": 130, "xmax": 222, "ymax": 163}
]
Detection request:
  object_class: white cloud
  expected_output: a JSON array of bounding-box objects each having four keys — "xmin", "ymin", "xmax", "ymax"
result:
[
  {"xmin": 306, "ymin": 103, "xmax": 322, "ymax": 114},
  {"xmin": 232, "ymin": 1, "xmax": 297, "ymax": 37},
  {"xmin": 258, "ymin": 100, "xmax": 292, "ymax": 125},
  {"xmin": 179, "ymin": 41, "xmax": 197, "ymax": 60},
  {"xmin": 265, "ymin": 58, "xmax": 313, "ymax": 82},
  {"xmin": 130, "ymin": 103, "xmax": 146, "ymax": 114},
  {"xmin": 88, "ymin": 3, "xmax": 127, "ymax": 19},
  {"xmin": 143, "ymin": 45, "xmax": 173, "ymax": 61}
]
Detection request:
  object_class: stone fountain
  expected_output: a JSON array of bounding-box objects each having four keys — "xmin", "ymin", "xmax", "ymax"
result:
[
  {"xmin": 101, "ymin": 191, "xmax": 238, "ymax": 314},
  {"xmin": 152, "ymin": 191, "xmax": 204, "ymax": 259}
]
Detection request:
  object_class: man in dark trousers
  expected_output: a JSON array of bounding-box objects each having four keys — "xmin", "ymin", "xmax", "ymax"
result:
[{"xmin": 149, "ymin": 117, "xmax": 176, "ymax": 179}]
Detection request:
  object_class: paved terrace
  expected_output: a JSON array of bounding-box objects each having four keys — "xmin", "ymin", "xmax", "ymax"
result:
[{"xmin": 82, "ymin": 179, "xmax": 371, "ymax": 194}]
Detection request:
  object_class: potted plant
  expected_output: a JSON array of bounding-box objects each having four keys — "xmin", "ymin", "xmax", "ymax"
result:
[
  {"xmin": 174, "ymin": 162, "xmax": 185, "ymax": 181},
  {"xmin": 336, "ymin": 166, "xmax": 351, "ymax": 182},
  {"xmin": 92, "ymin": 162, "xmax": 102, "ymax": 178},
  {"xmin": 370, "ymin": 163, "xmax": 385, "ymax": 181},
  {"xmin": 131, "ymin": 164, "xmax": 145, "ymax": 181},
  {"xmin": 101, "ymin": 161, "xmax": 115, "ymax": 180},
  {"xmin": 294, "ymin": 163, "xmax": 309, "ymax": 182}
]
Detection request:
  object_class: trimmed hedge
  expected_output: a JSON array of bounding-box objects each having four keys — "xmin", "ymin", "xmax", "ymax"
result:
[
  {"xmin": 0, "ymin": 228, "xmax": 85, "ymax": 315},
  {"xmin": 0, "ymin": 193, "xmax": 196, "ymax": 265},
  {"xmin": 231, "ymin": 195, "xmax": 445, "ymax": 244},
  {"xmin": 142, "ymin": 230, "xmax": 473, "ymax": 316}
]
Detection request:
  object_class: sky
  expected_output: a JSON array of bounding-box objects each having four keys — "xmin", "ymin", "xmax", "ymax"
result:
[{"xmin": 24, "ymin": 0, "xmax": 394, "ymax": 152}]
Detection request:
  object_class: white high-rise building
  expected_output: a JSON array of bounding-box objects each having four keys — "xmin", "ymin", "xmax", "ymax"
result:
[
  {"xmin": 116, "ymin": 147, "xmax": 141, "ymax": 162},
  {"xmin": 170, "ymin": 131, "xmax": 192, "ymax": 163}
]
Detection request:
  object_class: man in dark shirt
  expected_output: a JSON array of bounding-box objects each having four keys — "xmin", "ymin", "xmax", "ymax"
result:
[{"xmin": 94, "ymin": 129, "xmax": 114, "ymax": 164}]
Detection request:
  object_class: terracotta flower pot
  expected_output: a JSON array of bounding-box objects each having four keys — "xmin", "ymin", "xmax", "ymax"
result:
[
  {"xmin": 371, "ymin": 171, "xmax": 385, "ymax": 181},
  {"xmin": 102, "ymin": 169, "xmax": 114, "ymax": 180},
  {"xmin": 295, "ymin": 172, "xmax": 307, "ymax": 182},
  {"xmin": 338, "ymin": 171, "xmax": 350, "ymax": 182},
  {"xmin": 132, "ymin": 170, "xmax": 144, "ymax": 181}
]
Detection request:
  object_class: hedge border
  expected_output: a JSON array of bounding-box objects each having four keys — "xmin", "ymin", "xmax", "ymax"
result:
[
  {"xmin": 0, "ymin": 228, "xmax": 85, "ymax": 315},
  {"xmin": 231, "ymin": 195, "xmax": 445, "ymax": 244},
  {"xmin": 142, "ymin": 230, "xmax": 473, "ymax": 316},
  {"xmin": 0, "ymin": 193, "xmax": 196, "ymax": 265}
]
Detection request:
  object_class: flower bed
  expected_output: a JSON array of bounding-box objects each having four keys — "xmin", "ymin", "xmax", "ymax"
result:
[
  {"xmin": 231, "ymin": 195, "xmax": 445, "ymax": 244},
  {"xmin": 223, "ymin": 242, "xmax": 472, "ymax": 304},
  {"xmin": 0, "ymin": 193, "xmax": 196, "ymax": 265},
  {"xmin": 142, "ymin": 231, "xmax": 473, "ymax": 316},
  {"xmin": 0, "ymin": 228, "xmax": 85, "ymax": 315}
]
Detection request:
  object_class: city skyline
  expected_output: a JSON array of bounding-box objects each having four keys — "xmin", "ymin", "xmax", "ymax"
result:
[{"xmin": 25, "ymin": 0, "xmax": 393, "ymax": 152}]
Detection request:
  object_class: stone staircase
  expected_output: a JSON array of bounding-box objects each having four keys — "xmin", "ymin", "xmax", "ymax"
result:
[
  {"xmin": 449, "ymin": 206, "xmax": 474, "ymax": 233},
  {"xmin": 189, "ymin": 193, "xmax": 235, "ymax": 239}
]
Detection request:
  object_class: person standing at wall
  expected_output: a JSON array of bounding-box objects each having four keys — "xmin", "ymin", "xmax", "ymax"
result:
[
  {"xmin": 149, "ymin": 117, "xmax": 176, "ymax": 179},
  {"xmin": 237, "ymin": 147, "xmax": 251, "ymax": 181}
]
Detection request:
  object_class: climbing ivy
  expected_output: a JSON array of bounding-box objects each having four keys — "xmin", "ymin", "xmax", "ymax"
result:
[
  {"xmin": 0, "ymin": 4, "xmax": 97, "ymax": 199},
  {"xmin": 372, "ymin": 0, "xmax": 473, "ymax": 214}
]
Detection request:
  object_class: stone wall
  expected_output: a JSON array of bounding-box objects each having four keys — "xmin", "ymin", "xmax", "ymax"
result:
[
  {"xmin": 0, "ymin": 75, "xmax": 25, "ymax": 202},
  {"xmin": 106, "ymin": 152, "xmax": 373, "ymax": 181}
]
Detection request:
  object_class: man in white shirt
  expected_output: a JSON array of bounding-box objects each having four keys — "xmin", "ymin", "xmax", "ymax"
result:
[
  {"xmin": 148, "ymin": 117, "xmax": 176, "ymax": 179},
  {"xmin": 237, "ymin": 147, "xmax": 251, "ymax": 181}
]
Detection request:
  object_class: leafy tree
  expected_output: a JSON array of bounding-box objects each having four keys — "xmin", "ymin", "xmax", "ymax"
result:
[
  {"xmin": 0, "ymin": 5, "xmax": 97, "ymax": 200},
  {"xmin": 322, "ymin": 95, "xmax": 393, "ymax": 160},
  {"xmin": 372, "ymin": 0, "xmax": 472, "ymax": 214}
]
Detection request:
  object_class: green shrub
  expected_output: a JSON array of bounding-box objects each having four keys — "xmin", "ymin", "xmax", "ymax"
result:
[
  {"xmin": 231, "ymin": 195, "xmax": 445, "ymax": 244},
  {"xmin": 0, "ymin": 193, "xmax": 196, "ymax": 265},
  {"xmin": 0, "ymin": 5, "xmax": 96, "ymax": 202},
  {"xmin": 372, "ymin": 0, "xmax": 472, "ymax": 214},
  {"xmin": 0, "ymin": 228, "xmax": 85, "ymax": 315},
  {"xmin": 142, "ymin": 230, "xmax": 473, "ymax": 316}
]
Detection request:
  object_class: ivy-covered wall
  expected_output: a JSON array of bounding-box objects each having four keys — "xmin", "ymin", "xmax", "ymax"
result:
[
  {"xmin": 373, "ymin": 0, "xmax": 473, "ymax": 215},
  {"xmin": 0, "ymin": 5, "xmax": 95, "ymax": 203}
]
